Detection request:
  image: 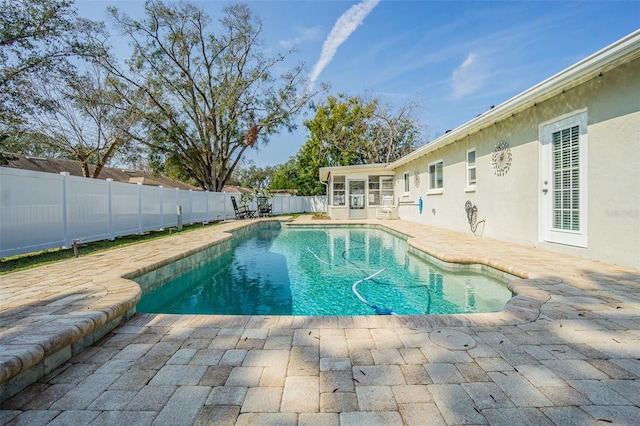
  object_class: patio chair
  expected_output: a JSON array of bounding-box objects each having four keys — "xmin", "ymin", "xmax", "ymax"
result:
[
  {"xmin": 376, "ymin": 195, "xmax": 396, "ymax": 219},
  {"xmin": 231, "ymin": 196, "xmax": 255, "ymax": 219},
  {"xmin": 256, "ymin": 195, "xmax": 273, "ymax": 217}
]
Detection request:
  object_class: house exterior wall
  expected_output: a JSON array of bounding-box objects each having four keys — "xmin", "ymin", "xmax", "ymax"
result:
[{"xmin": 394, "ymin": 57, "xmax": 640, "ymax": 269}]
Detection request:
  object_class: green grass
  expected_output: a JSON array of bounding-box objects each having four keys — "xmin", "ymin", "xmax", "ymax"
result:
[
  {"xmin": 0, "ymin": 221, "xmax": 222, "ymax": 275},
  {"xmin": 1, "ymin": 213, "xmax": 304, "ymax": 275}
]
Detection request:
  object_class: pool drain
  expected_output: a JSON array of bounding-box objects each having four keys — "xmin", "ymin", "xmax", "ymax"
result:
[{"xmin": 429, "ymin": 329, "xmax": 476, "ymax": 350}]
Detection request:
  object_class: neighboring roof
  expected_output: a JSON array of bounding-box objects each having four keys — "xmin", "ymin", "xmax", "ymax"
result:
[
  {"xmin": 2, "ymin": 153, "xmax": 200, "ymax": 190},
  {"xmin": 319, "ymin": 163, "xmax": 392, "ymax": 182},
  {"xmin": 221, "ymin": 185, "xmax": 255, "ymax": 194},
  {"xmin": 267, "ymin": 189, "xmax": 298, "ymax": 195},
  {"xmin": 390, "ymin": 29, "xmax": 640, "ymax": 169}
]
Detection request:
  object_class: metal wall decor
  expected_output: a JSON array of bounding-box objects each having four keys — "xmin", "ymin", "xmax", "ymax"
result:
[
  {"xmin": 491, "ymin": 140, "xmax": 512, "ymax": 176},
  {"xmin": 414, "ymin": 168, "xmax": 420, "ymax": 187},
  {"xmin": 465, "ymin": 201, "xmax": 485, "ymax": 234}
]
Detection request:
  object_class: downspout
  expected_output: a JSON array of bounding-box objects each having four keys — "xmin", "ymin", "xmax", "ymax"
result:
[{"xmin": 321, "ymin": 176, "xmax": 329, "ymax": 215}]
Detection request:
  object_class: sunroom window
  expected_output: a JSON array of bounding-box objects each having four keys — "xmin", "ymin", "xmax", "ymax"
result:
[
  {"xmin": 332, "ymin": 176, "xmax": 345, "ymax": 206},
  {"xmin": 369, "ymin": 176, "xmax": 394, "ymax": 206}
]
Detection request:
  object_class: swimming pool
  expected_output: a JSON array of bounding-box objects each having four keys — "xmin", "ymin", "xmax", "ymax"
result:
[{"xmin": 136, "ymin": 223, "xmax": 513, "ymax": 316}]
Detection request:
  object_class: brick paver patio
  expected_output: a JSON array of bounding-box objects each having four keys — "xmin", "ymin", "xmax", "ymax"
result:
[{"xmin": 1, "ymin": 216, "xmax": 639, "ymax": 425}]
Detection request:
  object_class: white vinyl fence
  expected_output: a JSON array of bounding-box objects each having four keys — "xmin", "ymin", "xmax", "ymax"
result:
[{"xmin": 0, "ymin": 167, "xmax": 327, "ymax": 258}]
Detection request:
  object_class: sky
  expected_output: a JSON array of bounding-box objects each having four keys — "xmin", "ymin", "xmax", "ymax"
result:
[{"xmin": 74, "ymin": 0, "xmax": 640, "ymax": 168}]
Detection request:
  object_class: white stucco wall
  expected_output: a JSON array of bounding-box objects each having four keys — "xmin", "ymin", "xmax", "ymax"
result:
[{"xmin": 394, "ymin": 57, "xmax": 640, "ymax": 269}]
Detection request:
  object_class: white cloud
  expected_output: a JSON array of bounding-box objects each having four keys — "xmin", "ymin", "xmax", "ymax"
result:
[
  {"xmin": 308, "ymin": 0, "xmax": 381, "ymax": 89},
  {"xmin": 280, "ymin": 26, "xmax": 323, "ymax": 49},
  {"xmin": 450, "ymin": 52, "xmax": 490, "ymax": 100}
]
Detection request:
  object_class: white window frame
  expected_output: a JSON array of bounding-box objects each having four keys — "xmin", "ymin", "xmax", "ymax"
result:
[
  {"xmin": 427, "ymin": 160, "xmax": 444, "ymax": 194},
  {"xmin": 332, "ymin": 175, "xmax": 346, "ymax": 206},
  {"xmin": 369, "ymin": 175, "xmax": 394, "ymax": 206},
  {"xmin": 403, "ymin": 172, "xmax": 410, "ymax": 194},
  {"xmin": 381, "ymin": 176, "xmax": 394, "ymax": 201},
  {"xmin": 466, "ymin": 148, "xmax": 476, "ymax": 192}
]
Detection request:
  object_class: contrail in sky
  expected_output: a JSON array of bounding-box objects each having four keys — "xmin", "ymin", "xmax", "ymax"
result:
[{"xmin": 308, "ymin": 0, "xmax": 381, "ymax": 89}]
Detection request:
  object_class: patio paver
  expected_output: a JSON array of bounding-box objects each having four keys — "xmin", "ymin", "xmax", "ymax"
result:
[{"xmin": 1, "ymin": 216, "xmax": 639, "ymax": 425}]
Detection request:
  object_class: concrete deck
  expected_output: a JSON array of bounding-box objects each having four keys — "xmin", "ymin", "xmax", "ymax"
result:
[{"xmin": 1, "ymin": 216, "xmax": 639, "ymax": 425}]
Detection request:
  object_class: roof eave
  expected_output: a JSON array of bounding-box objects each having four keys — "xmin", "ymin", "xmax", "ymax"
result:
[
  {"xmin": 319, "ymin": 163, "xmax": 391, "ymax": 182},
  {"xmin": 391, "ymin": 29, "xmax": 640, "ymax": 169}
]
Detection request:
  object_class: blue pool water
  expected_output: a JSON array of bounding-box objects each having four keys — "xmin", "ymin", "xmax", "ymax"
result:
[{"xmin": 136, "ymin": 224, "xmax": 513, "ymax": 316}]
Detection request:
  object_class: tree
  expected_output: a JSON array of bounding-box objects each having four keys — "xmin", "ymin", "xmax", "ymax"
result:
[
  {"xmin": 0, "ymin": 130, "xmax": 61, "ymax": 158},
  {"xmin": 302, "ymin": 94, "xmax": 376, "ymax": 167},
  {"xmin": 230, "ymin": 163, "xmax": 277, "ymax": 190},
  {"xmin": 11, "ymin": 61, "xmax": 142, "ymax": 178},
  {"xmin": 283, "ymin": 94, "xmax": 425, "ymax": 195},
  {"xmin": 106, "ymin": 1, "xmax": 324, "ymax": 191},
  {"xmin": 270, "ymin": 157, "xmax": 301, "ymax": 191},
  {"xmin": 0, "ymin": 0, "xmax": 105, "ymax": 124},
  {"xmin": 270, "ymin": 154, "xmax": 326, "ymax": 196},
  {"xmin": 368, "ymin": 98, "xmax": 423, "ymax": 163}
]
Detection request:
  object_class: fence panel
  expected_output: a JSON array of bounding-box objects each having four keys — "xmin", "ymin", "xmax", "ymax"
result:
[
  {"xmin": 174, "ymin": 189, "xmax": 189, "ymax": 224},
  {"xmin": 0, "ymin": 168, "xmax": 66, "ymax": 256},
  {"xmin": 161, "ymin": 187, "xmax": 178, "ymax": 228},
  {"xmin": 0, "ymin": 167, "xmax": 327, "ymax": 258},
  {"xmin": 66, "ymin": 174, "xmax": 111, "ymax": 244},
  {"xmin": 141, "ymin": 185, "xmax": 163, "ymax": 233},
  {"xmin": 208, "ymin": 192, "xmax": 227, "ymax": 221},
  {"xmin": 110, "ymin": 180, "xmax": 142, "ymax": 237},
  {"xmin": 191, "ymin": 191, "xmax": 209, "ymax": 223}
]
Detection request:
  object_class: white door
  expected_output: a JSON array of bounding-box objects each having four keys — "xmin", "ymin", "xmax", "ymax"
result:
[
  {"xmin": 348, "ymin": 180, "xmax": 366, "ymax": 219},
  {"xmin": 540, "ymin": 111, "xmax": 588, "ymax": 247}
]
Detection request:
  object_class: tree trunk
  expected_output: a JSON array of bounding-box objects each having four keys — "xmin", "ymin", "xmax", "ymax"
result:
[{"xmin": 80, "ymin": 160, "xmax": 90, "ymax": 178}]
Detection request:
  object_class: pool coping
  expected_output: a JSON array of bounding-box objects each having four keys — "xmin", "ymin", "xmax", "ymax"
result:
[{"xmin": 0, "ymin": 216, "xmax": 596, "ymax": 401}]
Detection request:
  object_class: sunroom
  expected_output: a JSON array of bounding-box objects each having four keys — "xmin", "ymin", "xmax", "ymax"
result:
[{"xmin": 319, "ymin": 164, "xmax": 396, "ymax": 220}]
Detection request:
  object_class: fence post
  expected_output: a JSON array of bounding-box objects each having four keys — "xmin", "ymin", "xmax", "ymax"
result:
[
  {"xmin": 107, "ymin": 179, "xmax": 114, "ymax": 240},
  {"xmin": 204, "ymin": 191, "xmax": 209, "ymax": 222},
  {"xmin": 60, "ymin": 172, "xmax": 70, "ymax": 248},
  {"xmin": 189, "ymin": 189, "xmax": 193, "ymax": 224},
  {"xmin": 137, "ymin": 182, "xmax": 143, "ymax": 234},
  {"xmin": 159, "ymin": 186, "xmax": 164, "ymax": 230},
  {"xmin": 176, "ymin": 188, "xmax": 180, "ymax": 227}
]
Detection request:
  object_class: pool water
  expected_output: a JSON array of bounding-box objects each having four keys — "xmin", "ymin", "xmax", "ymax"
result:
[{"xmin": 136, "ymin": 224, "xmax": 513, "ymax": 316}]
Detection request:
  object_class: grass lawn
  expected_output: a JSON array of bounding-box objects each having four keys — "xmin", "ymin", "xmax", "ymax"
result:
[
  {"xmin": 0, "ymin": 221, "xmax": 222, "ymax": 275},
  {"xmin": 1, "ymin": 214, "xmax": 301, "ymax": 275}
]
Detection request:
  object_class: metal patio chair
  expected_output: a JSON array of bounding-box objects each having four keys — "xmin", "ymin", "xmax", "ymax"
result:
[
  {"xmin": 256, "ymin": 195, "xmax": 273, "ymax": 217},
  {"xmin": 231, "ymin": 196, "xmax": 255, "ymax": 219}
]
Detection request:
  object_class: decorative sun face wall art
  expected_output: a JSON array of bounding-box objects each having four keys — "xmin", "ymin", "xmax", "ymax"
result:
[{"xmin": 491, "ymin": 140, "xmax": 512, "ymax": 176}]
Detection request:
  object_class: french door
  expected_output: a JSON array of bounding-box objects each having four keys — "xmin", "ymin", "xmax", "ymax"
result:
[{"xmin": 540, "ymin": 111, "xmax": 588, "ymax": 247}]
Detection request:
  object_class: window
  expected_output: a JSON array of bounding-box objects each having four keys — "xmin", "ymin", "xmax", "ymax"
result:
[
  {"xmin": 466, "ymin": 149, "xmax": 476, "ymax": 188},
  {"xmin": 332, "ymin": 176, "xmax": 345, "ymax": 206},
  {"xmin": 552, "ymin": 125, "xmax": 580, "ymax": 231},
  {"xmin": 428, "ymin": 160, "xmax": 443, "ymax": 192},
  {"xmin": 368, "ymin": 176, "xmax": 379, "ymax": 206},
  {"xmin": 403, "ymin": 172, "xmax": 410, "ymax": 193},
  {"xmin": 381, "ymin": 176, "xmax": 394, "ymax": 198},
  {"xmin": 369, "ymin": 176, "xmax": 394, "ymax": 205}
]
